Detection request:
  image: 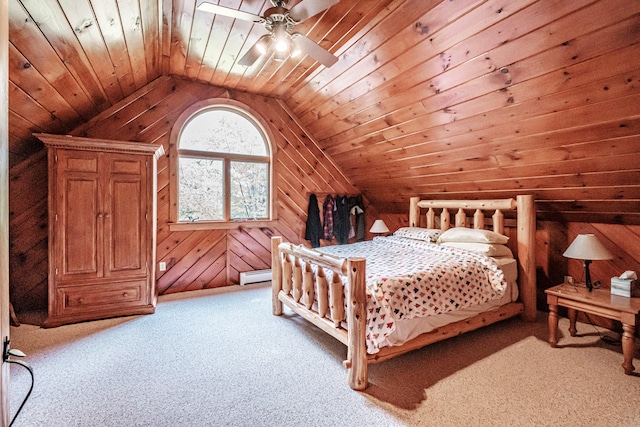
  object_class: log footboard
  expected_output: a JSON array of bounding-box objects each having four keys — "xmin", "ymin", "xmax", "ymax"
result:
[{"xmin": 271, "ymin": 236, "xmax": 368, "ymax": 390}]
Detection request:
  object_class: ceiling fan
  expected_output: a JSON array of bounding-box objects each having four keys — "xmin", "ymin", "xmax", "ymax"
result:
[{"xmin": 196, "ymin": 0, "xmax": 340, "ymax": 67}]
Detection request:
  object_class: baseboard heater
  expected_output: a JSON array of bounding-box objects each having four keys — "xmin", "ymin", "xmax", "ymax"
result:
[{"xmin": 239, "ymin": 269, "xmax": 272, "ymax": 286}]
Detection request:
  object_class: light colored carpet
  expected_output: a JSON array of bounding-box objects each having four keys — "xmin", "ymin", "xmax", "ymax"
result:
[{"xmin": 8, "ymin": 283, "xmax": 640, "ymax": 427}]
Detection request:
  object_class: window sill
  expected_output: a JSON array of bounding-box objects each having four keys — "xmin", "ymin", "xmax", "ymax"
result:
[{"xmin": 168, "ymin": 219, "xmax": 278, "ymax": 232}]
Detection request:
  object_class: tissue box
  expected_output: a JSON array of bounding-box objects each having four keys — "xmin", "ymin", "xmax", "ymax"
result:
[{"xmin": 611, "ymin": 277, "xmax": 640, "ymax": 297}]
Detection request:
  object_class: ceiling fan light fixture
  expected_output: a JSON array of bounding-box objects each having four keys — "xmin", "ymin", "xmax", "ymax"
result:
[
  {"xmin": 272, "ymin": 23, "xmax": 291, "ymax": 54},
  {"xmin": 275, "ymin": 38, "xmax": 289, "ymax": 53},
  {"xmin": 290, "ymin": 34, "xmax": 302, "ymax": 58},
  {"xmin": 256, "ymin": 35, "xmax": 273, "ymax": 55},
  {"xmin": 273, "ymin": 50, "xmax": 288, "ymax": 62}
]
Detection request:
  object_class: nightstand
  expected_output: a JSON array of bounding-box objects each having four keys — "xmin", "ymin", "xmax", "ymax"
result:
[{"xmin": 545, "ymin": 283, "xmax": 640, "ymax": 375}]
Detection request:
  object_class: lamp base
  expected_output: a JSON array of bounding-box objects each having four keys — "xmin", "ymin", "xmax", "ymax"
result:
[{"xmin": 584, "ymin": 259, "xmax": 593, "ymax": 292}]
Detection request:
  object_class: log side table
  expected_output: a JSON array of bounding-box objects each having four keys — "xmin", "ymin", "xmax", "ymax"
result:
[{"xmin": 545, "ymin": 283, "xmax": 640, "ymax": 375}]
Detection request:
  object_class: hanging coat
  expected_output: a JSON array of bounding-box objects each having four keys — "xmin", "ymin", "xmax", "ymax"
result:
[
  {"xmin": 351, "ymin": 195, "xmax": 366, "ymax": 242},
  {"xmin": 305, "ymin": 194, "xmax": 322, "ymax": 248},
  {"xmin": 333, "ymin": 195, "xmax": 350, "ymax": 244},
  {"xmin": 348, "ymin": 196, "xmax": 357, "ymax": 240},
  {"xmin": 322, "ymin": 195, "xmax": 335, "ymax": 242}
]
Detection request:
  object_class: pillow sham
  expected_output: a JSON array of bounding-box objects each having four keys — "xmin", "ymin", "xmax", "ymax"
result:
[
  {"xmin": 440, "ymin": 241, "xmax": 514, "ymax": 258},
  {"xmin": 436, "ymin": 227, "xmax": 509, "ymax": 245},
  {"xmin": 394, "ymin": 227, "xmax": 442, "ymax": 243}
]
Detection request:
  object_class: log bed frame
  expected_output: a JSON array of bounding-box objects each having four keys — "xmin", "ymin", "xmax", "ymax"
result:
[{"xmin": 271, "ymin": 195, "xmax": 536, "ymax": 390}]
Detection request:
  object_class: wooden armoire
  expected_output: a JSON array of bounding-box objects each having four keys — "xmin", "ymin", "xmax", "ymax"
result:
[{"xmin": 36, "ymin": 134, "xmax": 163, "ymax": 327}]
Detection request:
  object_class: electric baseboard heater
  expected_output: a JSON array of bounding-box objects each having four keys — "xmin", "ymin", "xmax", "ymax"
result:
[{"xmin": 239, "ymin": 269, "xmax": 272, "ymax": 286}]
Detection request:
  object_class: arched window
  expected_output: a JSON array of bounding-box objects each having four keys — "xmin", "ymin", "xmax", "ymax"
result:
[{"xmin": 169, "ymin": 101, "xmax": 274, "ymax": 229}]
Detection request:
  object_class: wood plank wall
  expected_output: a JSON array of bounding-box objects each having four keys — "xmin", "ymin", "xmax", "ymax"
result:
[{"xmin": 9, "ymin": 76, "xmax": 371, "ymax": 312}]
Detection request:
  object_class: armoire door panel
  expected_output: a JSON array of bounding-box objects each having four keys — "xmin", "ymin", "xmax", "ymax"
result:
[
  {"xmin": 108, "ymin": 179, "xmax": 145, "ymax": 273},
  {"xmin": 105, "ymin": 153, "xmax": 148, "ymax": 276},
  {"xmin": 62, "ymin": 178, "xmax": 100, "ymax": 276},
  {"xmin": 111, "ymin": 159, "xmax": 142, "ymax": 175},
  {"xmin": 64, "ymin": 156, "xmax": 98, "ymax": 173},
  {"xmin": 56, "ymin": 149, "xmax": 102, "ymax": 281}
]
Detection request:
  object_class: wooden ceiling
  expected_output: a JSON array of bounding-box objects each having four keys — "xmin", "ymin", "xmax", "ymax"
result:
[{"xmin": 7, "ymin": 0, "xmax": 640, "ymax": 223}]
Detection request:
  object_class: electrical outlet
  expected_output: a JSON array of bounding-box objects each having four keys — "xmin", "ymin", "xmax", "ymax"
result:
[{"xmin": 159, "ymin": 261, "xmax": 166, "ymax": 271}]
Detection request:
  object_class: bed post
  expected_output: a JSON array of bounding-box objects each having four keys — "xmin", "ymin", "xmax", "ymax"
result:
[
  {"xmin": 409, "ymin": 197, "xmax": 420, "ymax": 227},
  {"xmin": 271, "ymin": 236, "xmax": 283, "ymax": 316},
  {"xmin": 516, "ymin": 195, "xmax": 536, "ymax": 322},
  {"xmin": 345, "ymin": 257, "xmax": 367, "ymax": 391}
]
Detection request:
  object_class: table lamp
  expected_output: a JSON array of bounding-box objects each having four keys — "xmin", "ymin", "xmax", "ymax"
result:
[
  {"xmin": 369, "ymin": 219, "xmax": 389, "ymax": 235},
  {"xmin": 563, "ymin": 234, "xmax": 613, "ymax": 292}
]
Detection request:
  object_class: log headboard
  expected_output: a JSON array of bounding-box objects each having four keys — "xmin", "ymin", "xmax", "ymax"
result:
[{"xmin": 408, "ymin": 195, "xmax": 536, "ymax": 322}]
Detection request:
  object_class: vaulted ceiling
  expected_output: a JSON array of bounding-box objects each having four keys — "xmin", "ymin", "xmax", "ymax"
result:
[{"xmin": 7, "ymin": 0, "xmax": 640, "ymax": 223}]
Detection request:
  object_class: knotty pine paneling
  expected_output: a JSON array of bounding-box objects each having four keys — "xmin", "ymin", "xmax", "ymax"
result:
[
  {"xmin": 284, "ymin": 0, "xmax": 640, "ymax": 224},
  {"xmin": 8, "ymin": 151, "xmax": 49, "ymax": 313},
  {"xmin": 7, "ymin": 0, "xmax": 163, "ymax": 163},
  {"xmin": 156, "ymin": 229, "xmax": 227, "ymax": 294}
]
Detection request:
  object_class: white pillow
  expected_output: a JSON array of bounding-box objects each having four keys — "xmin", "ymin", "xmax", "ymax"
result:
[
  {"xmin": 440, "ymin": 241, "xmax": 514, "ymax": 258},
  {"xmin": 437, "ymin": 227, "xmax": 509, "ymax": 245},
  {"xmin": 394, "ymin": 227, "xmax": 442, "ymax": 243}
]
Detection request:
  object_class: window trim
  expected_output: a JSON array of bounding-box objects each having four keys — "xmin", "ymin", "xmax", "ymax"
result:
[{"xmin": 168, "ymin": 98, "xmax": 277, "ymax": 231}]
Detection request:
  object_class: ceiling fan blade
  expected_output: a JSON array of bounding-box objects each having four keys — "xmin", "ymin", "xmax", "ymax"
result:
[
  {"xmin": 238, "ymin": 47, "xmax": 261, "ymax": 67},
  {"xmin": 196, "ymin": 1, "xmax": 262, "ymax": 23},
  {"xmin": 288, "ymin": 0, "xmax": 340, "ymax": 22},
  {"xmin": 292, "ymin": 34, "xmax": 338, "ymax": 67}
]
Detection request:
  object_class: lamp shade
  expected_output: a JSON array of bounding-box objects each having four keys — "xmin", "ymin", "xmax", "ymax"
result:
[
  {"xmin": 563, "ymin": 234, "xmax": 613, "ymax": 260},
  {"xmin": 369, "ymin": 219, "xmax": 389, "ymax": 234}
]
